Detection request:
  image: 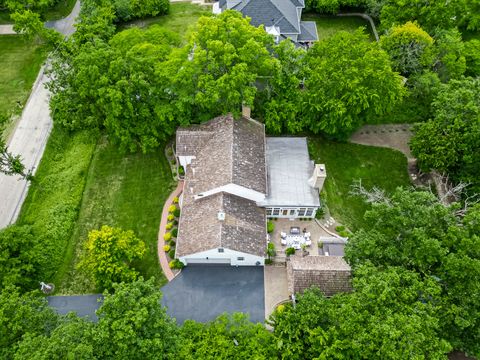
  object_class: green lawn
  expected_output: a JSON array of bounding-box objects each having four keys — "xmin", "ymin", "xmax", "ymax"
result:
[
  {"xmin": 0, "ymin": 0, "xmax": 76, "ymax": 23},
  {"xmin": 0, "ymin": 36, "xmax": 47, "ymax": 137},
  {"xmin": 57, "ymin": 137, "xmax": 175, "ymax": 294},
  {"xmin": 308, "ymin": 138, "xmax": 411, "ymax": 231},
  {"xmin": 119, "ymin": 2, "xmax": 211, "ymax": 40},
  {"xmin": 302, "ymin": 14, "xmax": 375, "ymax": 41},
  {"xmin": 17, "ymin": 128, "xmax": 98, "ymax": 282}
]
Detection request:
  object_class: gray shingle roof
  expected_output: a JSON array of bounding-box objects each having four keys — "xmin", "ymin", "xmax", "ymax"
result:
[
  {"xmin": 220, "ymin": 0, "xmax": 317, "ymax": 41},
  {"xmin": 298, "ymin": 21, "xmax": 318, "ymax": 41},
  {"xmin": 176, "ymin": 115, "xmax": 267, "ymax": 258}
]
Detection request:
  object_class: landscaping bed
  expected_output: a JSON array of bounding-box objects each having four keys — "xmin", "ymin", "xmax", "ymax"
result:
[{"xmin": 308, "ymin": 137, "xmax": 411, "ymax": 231}]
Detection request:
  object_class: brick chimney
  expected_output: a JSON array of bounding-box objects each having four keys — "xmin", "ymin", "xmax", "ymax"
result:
[{"xmin": 308, "ymin": 164, "xmax": 327, "ymax": 191}]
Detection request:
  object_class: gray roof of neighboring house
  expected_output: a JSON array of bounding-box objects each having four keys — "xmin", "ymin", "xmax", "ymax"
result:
[
  {"xmin": 260, "ymin": 137, "xmax": 320, "ymax": 207},
  {"xmin": 220, "ymin": 0, "xmax": 317, "ymax": 41},
  {"xmin": 298, "ymin": 21, "xmax": 318, "ymax": 41},
  {"xmin": 176, "ymin": 115, "xmax": 267, "ymax": 258}
]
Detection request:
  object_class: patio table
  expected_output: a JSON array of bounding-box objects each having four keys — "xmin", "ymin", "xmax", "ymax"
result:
[{"xmin": 286, "ymin": 235, "xmax": 305, "ymax": 250}]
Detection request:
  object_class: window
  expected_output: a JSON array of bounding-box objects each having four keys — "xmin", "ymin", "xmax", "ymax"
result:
[
  {"xmin": 298, "ymin": 208, "xmax": 306, "ymax": 216},
  {"xmin": 289, "ymin": 209, "xmax": 296, "ymax": 216},
  {"xmin": 282, "ymin": 209, "xmax": 288, "ymax": 216},
  {"xmin": 266, "ymin": 208, "xmax": 272, "ymax": 216},
  {"xmin": 218, "ymin": 248, "xmax": 224, "ymax": 253},
  {"xmin": 273, "ymin": 208, "xmax": 280, "ymax": 216},
  {"xmin": 306, "ymin": 208, "xmax": 314, "ymax": 217},
  {"xmin": 237, "ymin": 257, "xmax": 244, "ymax": 261}
]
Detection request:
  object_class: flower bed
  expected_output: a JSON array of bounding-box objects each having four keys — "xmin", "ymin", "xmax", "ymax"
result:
[{"xmin": 162, "ymin": 196, "xmax": 184, "ymax": 272}]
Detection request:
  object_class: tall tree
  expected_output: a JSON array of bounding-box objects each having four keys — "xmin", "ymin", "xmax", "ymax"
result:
[
  {"xmin": 432, "ymin": 28, "xmax": 466, "ymax": 82},
  {"xmin": 160, "ymin": 10, "xmax": 280, "ymax": 122},
  {"xmin": 410, "ymin": 77, "xmax": 480, "ymax": 192},
  {"xmin": 303, "ymin": 29, "xmax": 405, "ymax": 139},
  {"xmin": 94, "ymin": 277, "xmax": 181, "ymax": 359}
]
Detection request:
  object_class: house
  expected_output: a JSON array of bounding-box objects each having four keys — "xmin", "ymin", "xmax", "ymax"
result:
[
  {"xmin": 213, "ymin": 0, "xmax": 318, "ymax": 47},
  {"xmin": 175, "ymin": 113, "xmax": 325, "ymax": 266}
]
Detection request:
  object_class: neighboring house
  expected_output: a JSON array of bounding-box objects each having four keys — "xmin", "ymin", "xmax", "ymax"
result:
[
  {"xmin": 213, "ymin": 0, "xmax": 318, "ymax": 47},
  {"xmin": 175, "ymin": 112, "xmax": 325, "ymax": 266}
]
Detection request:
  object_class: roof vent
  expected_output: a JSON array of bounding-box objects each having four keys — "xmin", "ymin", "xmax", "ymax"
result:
[{"xmin": 217, "ymin": 211, "xmax": 226, "ymax": 221}]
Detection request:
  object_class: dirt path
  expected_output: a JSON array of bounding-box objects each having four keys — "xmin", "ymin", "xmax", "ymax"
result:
[{"xmin": 350, "ymin": 124, "xmax": 414, "ymax": 160}]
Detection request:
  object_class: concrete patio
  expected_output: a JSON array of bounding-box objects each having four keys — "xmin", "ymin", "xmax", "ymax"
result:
[{"xmin": 269, "ymin": 219, "xmax": 332, "ymax": 258}]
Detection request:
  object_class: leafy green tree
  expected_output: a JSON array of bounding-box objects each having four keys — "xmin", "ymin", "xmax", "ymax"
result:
[
  {"xmin": 113, "ymin": 0, "xmax": 169, "ymax": 22},
  {"xmin": 345, "ymin": 188, "xmax": 454, "ymax": 272},
  {"xmin": 161, "ymin": 10, "xmax": 279, "ymax": 122},
  {"xmin": 271, "ymin": 266, "xmax": 450, "ymax": 359},
  {"xmin": 180, "ymin": 313, "xmax": 277, "ymax": 359},
  {"xmin": 0, "ymin": 225, "xmax": 41, "ymax": 290},
  {"xmin": 261, "ymin": 40, "xmax": 305, "ymax": 134},
  {"xmin": 78, "ymin": 226, "xmax": 146, "ymax": 290},
  {"xmin": 379, "ymin": 21, "xmax": 435, "ymax": 76},
  {"xmin": 11, "ymin": 9, "xmax": 62, "ymax": 45},
  {"xmin": 464, "ymin": 39, "xmax": 480, "ymax": 77},
  {"xmin": 94, "ymin": 277, "xmax": 181, "ymax": 359},
  {"xmin": 410, "ymin": 77, "xmax": 480, "ymax": 192},
  {"xmin": 0, "ymin": 138, "xmax": 29, "ymax": 177},
  {"xmin": 346, "ymin": 188, "xmax": 480, "ymax": 356},
  {"xmin": 432, "ymin": 28, "xmax": 466, "ymax": 82},
  {"xmin": 14, "ymin": 315, "xmax": 95, "ymax": 360},
  {"xmin": 303, "ymin": 29, "xmax": 405, "ymax": 139},
  {"xmin": 0, "ymin": 286, "xmax": 59, "ymax": 359}
]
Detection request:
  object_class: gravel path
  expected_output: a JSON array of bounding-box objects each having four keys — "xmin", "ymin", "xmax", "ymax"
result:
[{"xmin": 0, "ymin": 2, "xmax": 80, "ymax": 229}]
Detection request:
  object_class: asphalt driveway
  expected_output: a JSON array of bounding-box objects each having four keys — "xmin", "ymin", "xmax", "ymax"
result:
[{"xmin": 161, "ymin": 265, "xmax": 265, "ymax": 324}]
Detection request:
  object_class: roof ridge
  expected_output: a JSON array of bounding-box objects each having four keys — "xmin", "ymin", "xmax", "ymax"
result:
[{"xmin": 269, "ymin": 0, "xmax": 300, "ymax": 33}]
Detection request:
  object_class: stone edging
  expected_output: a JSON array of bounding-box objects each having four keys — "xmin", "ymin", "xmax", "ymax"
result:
[{"xmin": 157, "ymin": 181, "xmax": 184, "ymax": 281}]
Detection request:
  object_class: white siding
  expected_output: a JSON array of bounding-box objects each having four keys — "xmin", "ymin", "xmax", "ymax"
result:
[{"xmin": 180, "ymin": 248, "xmax": 264, "ymax": 266}]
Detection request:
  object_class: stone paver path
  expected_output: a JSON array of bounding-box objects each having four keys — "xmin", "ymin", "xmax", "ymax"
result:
[
  {"xmin": 264, "ymin": 266, "xmax": 289, "ymax": 320},
  {"xmin": 350, "ymin": 124, "xmax": 414, "ymax": 160},
  {"xmin": 158, "ymin": 181, "xmax": 183, "ymax": 281}
]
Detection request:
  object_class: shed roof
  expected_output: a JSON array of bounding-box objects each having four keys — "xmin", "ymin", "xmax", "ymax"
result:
[
  {"xmin": 260, "ymin": 137, "xmax": 320, "ymax": 207},
  {"xmin": 289, "ymin": 256, "xmax": 351, "ymax": 271}
]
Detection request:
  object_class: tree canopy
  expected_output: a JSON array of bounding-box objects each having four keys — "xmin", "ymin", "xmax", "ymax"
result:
[
  {"xmin": 78, "ymin": 226, "xmax": 146, "ymax": 290},
  {"xmin": 303, "ymin": 29, "xmax": 405, "ymax": 139},
  {"xmin": 410, "ymin": 77, "xmax": 480, "ymax": 193}
]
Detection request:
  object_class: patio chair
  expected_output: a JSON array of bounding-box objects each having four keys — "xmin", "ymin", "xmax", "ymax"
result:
[
  {"xmin": 281, "ymin": 238, "xmax": 287, "ymax": 246},
  {"xmin": 280, "ymin": 232, "xmax": 287, "ymax": 238},
  {"xmin": 305, "ymin": 239, "xmax": 312, "ymax": 246}
]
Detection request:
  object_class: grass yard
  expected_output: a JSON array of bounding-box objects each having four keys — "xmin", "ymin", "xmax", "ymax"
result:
[
  {"xmin": 0, "ymin": 36, "xmax": 47, "ymax": 137},
  {"xmin": 302, "ymin": 14, "xmax": 375, "ymax": 41},
  {"xmin": 17, "ymin": 128, "xmax": 98, "ymax": 282},
  {"xmin": 308, "ymin": 138, "xmax": 411, "ymax": 231},
  {"xmin": 57, "ymin": 137, "xmax": 175, "ymax": 294},
  {"xmin": 120, "ymin": 2, "xmax": 211, "ymax": 40}
]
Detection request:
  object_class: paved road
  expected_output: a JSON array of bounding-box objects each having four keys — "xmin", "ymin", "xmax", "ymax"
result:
[
  {"xmin": 0, "ymin": 2, "xmax": 80, "ymax": 229},
  {"xmin": 46, "ymin": 0, "xmax": 81, "ymax": 37},
  {"xmin": 162, "ymin": 265, "xmax": 265, "ymax": 324}
]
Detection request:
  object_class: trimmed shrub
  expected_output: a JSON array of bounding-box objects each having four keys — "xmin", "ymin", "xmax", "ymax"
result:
[
  {"xmin": 179, "ymin": 166, "xmax": 185, "ymax": 176},
  {"xmin": 276, "ymin": 304, "xmax": 285, "ymax": 313},
  {"xmin": 163, "ymin": 244, "xmax": 171, "ymax": 252},
  {"xmin": 173, "ymin": 196, "xmax": 179, "ymax": 204},
  {"xmin": 168, "ymin": 205, "xmax": 177, "ymax": 213},
  {"xmin": 173, "ymin": 208, "xmax": 181, "ymax": 218},
  {"xmin": 167, "ymin": 214, "xmax": 175, "ymax": 221},
  {"xmin": 171, "ymin": 228, "xmax": 178, "ymax": 238},
  {"xmin": 166, "ymin": 223, "xmax": 173, "ymax": 230},
  {"xmin": 169, "ymin": 259, "xmax": 185, "ymax": 269},
  {"xmin": 265, "ymin": 258, "xmax": 273, "ymax": 265},
  {"xmin": 335, "ymin": 225, "xmax": 346, "ymax": 232},
  {"xmin": 169, "ymin": 239, "xmax": 176, "ymax": 247},
  {"xmin": 315, "ymin": 207, "xmax": 325, "ymax": 219},
  {"xmin": 168, "ymin": 248, "xmax": 176, "ymax": 259},
  {"xmin": 267, "ymin": 221, "xmax": 275, "ymax": 233},
  {"xmin": 173, "ymin": 220, "xmax": 178, "ymax": 225},
  {"xmin": 167, "ymin": 148, "xmax": 173, "ymax": 156},
  {"xmin": 164, "ymin": 232, "xmax": 172, "ymax": 241},
  {"xmin": 286, "ymin": 247, "xmax": 296, "ymax": 256}
]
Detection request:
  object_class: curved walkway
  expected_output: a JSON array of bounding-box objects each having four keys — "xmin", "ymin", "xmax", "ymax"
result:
[{"xmin": 157, "ymin": 180, "xmax": 183, "ymax": 281}]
